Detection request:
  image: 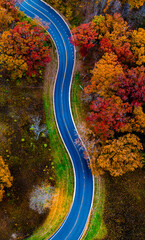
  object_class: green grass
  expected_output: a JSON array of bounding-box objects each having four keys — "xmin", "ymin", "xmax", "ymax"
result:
[
  {"xmin": 71, "ymin": 72, "xmax": 85, "ymax": 124},
  {"xmin": 83, "ymin": 177, "xmax": 107, "ymax": 240},
  {"xmin": 71, "ymin": 72, "xmax": 107, "ymax": 240},
  {"xmin": 43, "ymin": 93, "xmax": 74, "ymax": 191}
]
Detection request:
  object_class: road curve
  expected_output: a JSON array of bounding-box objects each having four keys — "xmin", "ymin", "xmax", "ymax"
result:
[{"xmin": 19, "ymin": 1, "xmax": 94, "ymax": 239}]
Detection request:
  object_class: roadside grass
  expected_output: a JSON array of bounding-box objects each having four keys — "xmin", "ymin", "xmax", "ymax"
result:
[
  {"xmin": 71, "ymin": 72, "xmax": 85, "ymax": 124},
  {"xmin": 26, "ymin": 50, "xmax": 74, "ymax": 240},
  {"xmin": 82, "ymin": 177, "xmax": 107, "ymax": 240},
  {"xmin": 71, "ymin": 72, "xmax": 107, "ymax": 240}
]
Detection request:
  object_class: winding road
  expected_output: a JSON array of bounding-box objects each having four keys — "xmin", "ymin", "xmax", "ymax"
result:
[{"xmin": 19, "ymin": 1, "xmax": 94, "ymax": 239}]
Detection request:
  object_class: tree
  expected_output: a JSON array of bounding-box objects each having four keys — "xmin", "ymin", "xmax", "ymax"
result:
[
  {"xmin": 92, "ymin": 15, "xmax": 105, "ymax": 26},
  {"xmin": 86, "ymin": 96, "xmax": 132, "ymax": 140},
  {"xmin": 70, "ymin": 22, "xmax": 99, "ymax": 56},
  {"xmin": 75, "ymin": 121, "xmax": 98, "ymax": 160},
  {"xmin": 45, "ymin": 0, "xmax": 83, "ymax": 22},
  {"xmin": 121, "ymin": 0, "xmax": 145, "ymax": 9},
  {"xmin": 0, "ymin": 0, "xmax": 18, "ymax": 18},
  {"xmin": 120, "ymin": 106, "xmax": 145, "ymax": 134},
  {"xmin": 93, "ymin": 134, "xmax": 143, "ymax": 177},
  {"xmin": 0, "ymin": 21, "xmax": 51, "ymax": 80},
  {"xmin": 99, "ymin": 38, "xmax": 135, "ymax": 64},
  {"xmin": 134, "ymin": 106, "xmax": 145, "ymax": 133},
  {"xmin": 0, "ymin": 30, "xmax": 28, "ymax": 79},
  {"xmin": 0, "ymin": 6, "xmax": 14, "ymax": 32},
  {"xmin": 71, "ymin": 13, "xmax": 130, "ymax": 57},
  {"xmin": 84, "ymin": 52, "xmax": 124, "ymax": 97},
  {"xmin": 116, "ymin": 66, "xmax": 145, "ymax": 106},
  {"xmin": 131, "ymin": 28, "xmax": 145, "ymax": 65},
  {"xmin": 29, "ymin": 183, "xmax": 54, "ymax": 214},
  {"xmin": 0, "ymin": 156, "xmax": 13, "ymax": 201},
  {"xmin": 75, "ymin": 122, "xmax": 104, "ymax": 176},
  {"xmin": 96, "ymin": 13, "xmax": 130, "ymax": 46}
]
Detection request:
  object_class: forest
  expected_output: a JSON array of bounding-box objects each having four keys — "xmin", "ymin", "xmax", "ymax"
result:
[
  {"xmin": 71, "ymin": 12, "xmax": 145, "ymax": 177},
  {"xmin": 69, "ymin": 0, "xmax": 145, "ymax": 239}
]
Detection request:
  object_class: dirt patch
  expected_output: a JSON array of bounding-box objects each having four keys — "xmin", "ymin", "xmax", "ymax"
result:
[
  {"xmin": 103, "ymin": 169, "xmax": 145, "ymax": 240},
  {"xmin": 0, "ymin": 79, "xmax": 56, "ymax": 239}
]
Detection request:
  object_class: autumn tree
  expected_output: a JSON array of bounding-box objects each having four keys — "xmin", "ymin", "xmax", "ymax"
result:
[
  {"xmin": 0, "ymin": 156, "xmax": 13, "ymax": 201},
  {"xmin": 75, "ymin": 121, "xmax": 98, "ymax": 160},
  {"xmin": 92, "ymin": 14, "xmax": 105, "ymax": 26},
  {"xmin": 131, "ymin": 28, "xmax": 145, "ymax": 65},
  {"xmin": 84, "ymin": 52, "xmax": 124, "ymax": 97},
  {"xmin": 71, "ymin": 13, "xmax": 130, "ymax": 57},
  {"xmin": 121, "ymin": 0, "xmax": 145, "ymax": 9},
  {"xmin": 71, "ymin": 22, "xmax": 99, "ymax": 56},
  {"xmin": 0, "ymin": 30, "xmax": 28, "ymax": 79},
  {"xmin": 134, "ymin": 106, "xmax": 145, "ymax": 133},
  {"xmin": 0, "ymin": 0, "xmax": 18, "ymax": 19},
  {"xmin": 0, "ymin": 0, "xmax": 15, "ymax": 11},
  {"xmin": 116, "ymin": 66, "xmax": 145, "ymax": 106},
  {"xmin": 0, "ymin": 21, "xmax": 51, "ymax": 80},
  {"xmin": 120, "ymin": 106, "xmax": 145, "ymax": 134},
  {"xmin": 93, "ymin": 134, "xmax": 143, "ymax": 177},
  {"xmin": 99, "ymin": 38, "xmax": 135, "ymax": 64},
  {"xmin": 94, "ymin": 13, "xmax": 130, "ymax": 47},
  {"xmin": 86, "ymin": 96, "xmax": 132, "ymax": 140},
  {"xmin": 0, "ymin": 6, "xmax": 14, "ymax": 32},
  {"xmin": 45, "ymin": 0, "xmax": 83, "ymax": 22}
]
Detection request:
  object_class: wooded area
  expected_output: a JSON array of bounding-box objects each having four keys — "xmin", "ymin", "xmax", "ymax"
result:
[{"xmin": 71, "ymin": 12, "xmax": 145, "ymax": 177}]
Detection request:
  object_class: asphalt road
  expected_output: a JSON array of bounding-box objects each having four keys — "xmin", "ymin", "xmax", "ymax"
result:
[{"xmin": 19, "ymin": 1, "xmax": 94, "ymax": 239}]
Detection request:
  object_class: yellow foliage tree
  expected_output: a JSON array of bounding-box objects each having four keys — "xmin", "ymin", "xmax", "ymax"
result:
[
  {"xmin": 0, "ymin": 6, "xmax": 14, "ymax": 32},
  {"xmin": 0, "ymin": 156, "xmax": 13, "ymax": 201},
  {"xmin": 46, "ymin": 0, "xmax": 79, "ymax": 21},
  {"xmin": 0, "ymin": 30, "xmax": 28, "ymax": 79},
  {"xmin": 94, "ymin": 134, "xmax": 143, "ymax": 177},
  {"xmin": 84, "ymin": 52, "xmax": 124, "ymax": 97},
  {"xmin": 121, "ymin": 0, "xmax": 145, "ymax": 9},
  {"xmin": 95, "ymin": 13, "xmax": 130, "ymax": 47},
  {"xmin": 131, "ymin": 28, "xmax": 145, "ymax": 65},
  {"xmin": 134, "ymin": 106, "xmax": 145, "ymax": 132},
  {"xmin": 120, "ymin": 106, "xmax": 145, "ymax": 134}
]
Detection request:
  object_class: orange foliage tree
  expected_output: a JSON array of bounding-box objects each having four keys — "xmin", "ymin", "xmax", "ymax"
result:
[
  {"xmin": 0, "ymin": 156, "xmax": 13, "ymax": 201},
  {"xmin": 84, "ymin": 52, "xmax": 124, "ymax": 97},
  {"xmin": 121, "ymin": 0, "xmax": 145, "ymax": 9},
  {"xmin": 96, "ymin": 13, "xmax": 130, "ymax": 45},
  {"xmin": 131, "ymin": 28, "xmax": 145, "ymax": 65},
  {"xmin": 0, "ymin": 6, "xmax": 14, "ymax": 32},
  {"xmin": 120, "ymin": 106, "xmax": 145, "ymax": 134},
  {"xmin": 93, "ymin": 134, "xmax": 143, "ymax": 177}
]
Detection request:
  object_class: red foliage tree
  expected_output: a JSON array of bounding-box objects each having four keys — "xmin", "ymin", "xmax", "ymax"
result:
[
  {"xmin": 86, "ymin": 96, "xmax": 132, "ymax": 140},
  {"xmin": 115, "ymin": 67, "xmax": 145, "ymax": 106},
  {"xmin": 99, "ymin": 38, "xmax": 135, "ymax": 64},
  {"xmin": 10, "ymin": 21, "xmax": 51, "ymax": 77},
  {"xmin": 70, "ymin": 22, "xmax": 99, "ymax": 56}
]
